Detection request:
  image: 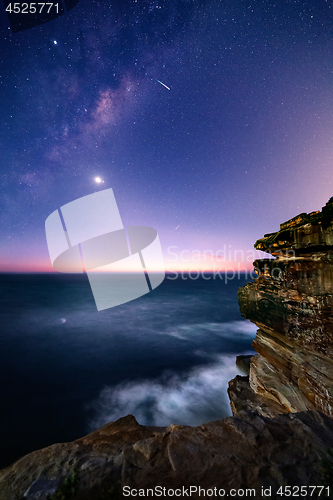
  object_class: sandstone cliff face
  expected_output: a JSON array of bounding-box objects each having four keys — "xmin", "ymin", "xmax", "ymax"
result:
[{"xmin": 236, "ymin": 198, "xmax": 333, "ymax": 417}]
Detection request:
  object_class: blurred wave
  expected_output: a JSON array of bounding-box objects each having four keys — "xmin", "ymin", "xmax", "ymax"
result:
[{"xmin": 88, "ymin": 350, "xmax": 253, "ymax": 429}]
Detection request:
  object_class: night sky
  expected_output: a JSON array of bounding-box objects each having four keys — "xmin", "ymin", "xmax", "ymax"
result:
[{"xmin": 1, "ymin": 0, "xmax": 333, "ymax": 272}]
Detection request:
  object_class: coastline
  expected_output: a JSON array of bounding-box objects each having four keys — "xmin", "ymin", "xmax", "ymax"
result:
[{"xmin": 1, "ymin": 200, "xmax": 333, "ymax": 498}]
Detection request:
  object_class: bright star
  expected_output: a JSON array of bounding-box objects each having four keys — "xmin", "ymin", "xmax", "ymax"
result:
[
  {"xmin": 95, "ymin": 177, "xmax": 104, "ymax": 183},
  {"xmin": 53, "ymin": 40, "xmax": 58, "ymax": 45}
]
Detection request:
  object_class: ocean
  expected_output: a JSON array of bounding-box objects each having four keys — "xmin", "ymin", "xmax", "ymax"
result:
[{"xmin": 0, "ymin": 273, "xmax": 256, "ymax": 469}]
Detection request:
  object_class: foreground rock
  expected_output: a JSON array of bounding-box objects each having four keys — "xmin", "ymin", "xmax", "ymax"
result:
[
  {"xmin": 228, "ymin": 375, "xmax": 289, "ymax": 417},
  {"xmin": 1, "ymin": 412, "xmax": 333, "ymax": 499},
  {"xmin": 236, "ymin": 198, "xmax": 333, "ymax": 418}
]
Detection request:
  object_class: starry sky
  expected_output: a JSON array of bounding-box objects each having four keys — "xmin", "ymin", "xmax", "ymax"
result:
[{"xmin": 1, "ymin": 0, "xmax": 333, "ymax": 272}]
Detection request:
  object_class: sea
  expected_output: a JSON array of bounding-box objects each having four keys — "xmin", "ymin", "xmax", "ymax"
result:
[{"xmin": 0, "ymin": 273, "xmax": 256, "ymax": 469}]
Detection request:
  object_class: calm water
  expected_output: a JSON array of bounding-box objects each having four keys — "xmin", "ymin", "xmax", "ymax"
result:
[{"xmin": 0, "ymin": 273, "xmax": 256, "ymax": 469}]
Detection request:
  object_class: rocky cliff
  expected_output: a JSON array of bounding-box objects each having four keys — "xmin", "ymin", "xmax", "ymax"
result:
[
  {"xmin": 1, "ymin": 200, "xmax": 333, "ymax": 499},
  {"xmin": 234, "ymin": 198, "xmax": 333, "ymax": 418}
]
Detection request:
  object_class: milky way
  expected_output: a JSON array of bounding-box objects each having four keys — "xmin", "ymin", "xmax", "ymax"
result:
[{"xmin": 1, "ymin": 0, "xmax": 333, "ymax": 271}]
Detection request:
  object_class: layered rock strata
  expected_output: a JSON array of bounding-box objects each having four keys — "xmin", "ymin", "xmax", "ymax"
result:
[{"xmin": 236, "ymin": 198, "xmax": 333, "ymax": 417}]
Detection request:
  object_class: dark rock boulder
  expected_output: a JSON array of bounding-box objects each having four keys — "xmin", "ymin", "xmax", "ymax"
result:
[{"xmin": 1, "ymin": 412, "xmax": 333, "ymax": 499}]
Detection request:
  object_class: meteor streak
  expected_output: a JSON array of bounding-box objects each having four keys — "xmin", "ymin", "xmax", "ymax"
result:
[{"xmin": 156, "ymin": 79, "xmax": 171, "ymax": 91}]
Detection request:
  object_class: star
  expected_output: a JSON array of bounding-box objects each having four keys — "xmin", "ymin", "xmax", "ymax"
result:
[{"xmin": 94, "ymin": 177, "xmax": 104, "ymax": 183}]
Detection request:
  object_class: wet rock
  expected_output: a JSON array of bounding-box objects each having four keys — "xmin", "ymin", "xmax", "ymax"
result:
[
  {"xmin": 228, "ymin": 375, "xmax": 288, "ymax": 417},
  {"xmin": 235, "ymin": 354, "xmax": 253, "ymax": 375}
]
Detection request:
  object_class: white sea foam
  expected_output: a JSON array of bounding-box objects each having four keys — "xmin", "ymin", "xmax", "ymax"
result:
[
  {"xmin": 88, "ymin": 352, "xmax": 252, "ymax": 430},
  {"xmin": 162, "ymin": 320, "xmax": 257, "ymax": 341}
]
